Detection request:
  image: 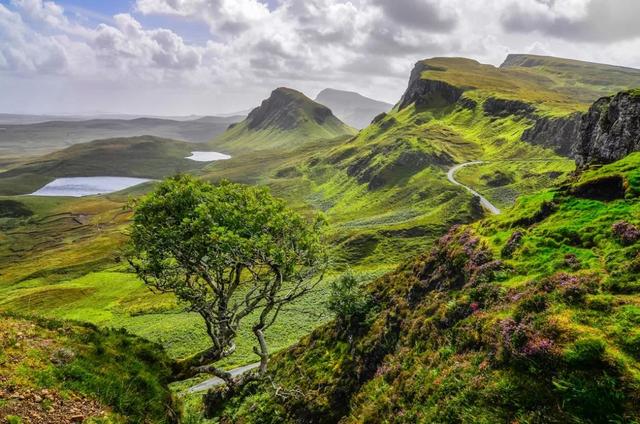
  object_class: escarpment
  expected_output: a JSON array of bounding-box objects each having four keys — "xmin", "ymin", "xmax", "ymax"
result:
[
  {"xmin": 397, "ymin": 61, "xmax": 464, "ymax": 110},
  {"xmin": 521, "ymin": 113, "xmax": 582, "ymax": 156},
  {"xmin": 574, "ymin": 90, "xmax": 640, "ymax": 167}
]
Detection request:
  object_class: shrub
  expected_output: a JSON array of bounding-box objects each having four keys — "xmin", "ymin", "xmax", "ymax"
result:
[
  {"xmin": 612, "ymin": 221, "xmax": 640, "ymax": 246},
  {"xmin": 501, "ymin": 231, "xmax": 524, "ymax": 259},
  {"xmin": 327, "ymin": 271, "xmax": 373, "ymax": 332},
  {"xmin": 516, "ymin": 293, "xmax": 548, "ymax": 316},
  {"xmin": 563, "ymin": 253, "xmax": 581, "ymax": 270}
]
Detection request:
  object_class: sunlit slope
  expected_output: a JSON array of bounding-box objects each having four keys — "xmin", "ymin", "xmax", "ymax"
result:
[{"xmin": 2, "ymin": 54, "xmax": 637, "ymax": 374}]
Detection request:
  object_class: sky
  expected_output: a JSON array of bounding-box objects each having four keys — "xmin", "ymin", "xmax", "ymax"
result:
[{"xmin": 1, "ymin": 0, "xmax": 640, "ymax": 116}]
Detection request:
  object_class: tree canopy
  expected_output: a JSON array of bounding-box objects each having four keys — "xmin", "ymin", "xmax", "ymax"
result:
[{"xmin": 126, "ymin": 175, "xmax": 327, "ymax": 384}]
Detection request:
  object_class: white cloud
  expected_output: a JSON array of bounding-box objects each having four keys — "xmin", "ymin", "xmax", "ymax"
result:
[
  {"xmin": 135, "ymin": 0, "xmax": 271, "ymax": 34},
  {"xmin": 501, "ymin": 0, "xmax": 640, "ymax": 42},
  {"xmin": 2, "ymin": 0, "xmax": 640, "ymax": 115}
]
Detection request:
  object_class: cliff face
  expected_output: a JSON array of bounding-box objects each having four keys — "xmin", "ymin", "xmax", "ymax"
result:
[
  {"xmin": 483, "ymin": 97, "xmax": 535, "ymax": 118},
  {"xmin": 397, "ymin": 61, "xmax": 464, "ymax": 110},
  {"xmin": 521, "ymin": 113, "xmax": 582, "ymax": 156},
  {"xmin": 574, "ymin": 90, "xmax": 640, "ymax": 167}
]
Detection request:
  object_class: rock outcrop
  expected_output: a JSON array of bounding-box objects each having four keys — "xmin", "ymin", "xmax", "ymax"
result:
[
  {"xmin": 246, "ymin": 87, "xmax": 335, "ymax": 131},
  {"xmin": 521, "ymin": 113, "xmax": 582, "ymax": 157},
  {"xmin": 574, "ymin": 90, "xmax": 640, "ymax": 167},
  {"xmin": 483, "ymin": 97, "xmax": 535, "ymax": 118},
  {"xmin": 397, "ymin": 61, "xmax": 464, "ymax": 110}
]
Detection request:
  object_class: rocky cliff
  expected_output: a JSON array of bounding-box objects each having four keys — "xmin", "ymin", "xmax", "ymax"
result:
[
  {"xmin": 521, "ymin": 113, "xmax": 582, "ymax": 156},
  {"xmin": 574, "ymin": 90, "xmax": 640, "ymax": 167},
  {"xmin": 397, "ymin": 61, "xmax": 464, "ymax": 110}
]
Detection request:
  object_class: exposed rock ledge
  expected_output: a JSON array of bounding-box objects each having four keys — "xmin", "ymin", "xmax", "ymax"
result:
[
  {"xmin": 521, "ymin": 113, "xmax": 582, "ymax": 157},
  {"xmin": 574, "ymin": 90, "xmax": 640, "ymax": 167},
  {"xmin": 397, "ymin": 61, "xmax": 464, "ymax": 110}
]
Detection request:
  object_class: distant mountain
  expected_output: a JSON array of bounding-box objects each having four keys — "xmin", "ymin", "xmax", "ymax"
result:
[
  {"xmin": 315, "ymin": 88, "xmax": 392, "ymax": 129},
  {"xmin": 213, "ymin": 87, "xmax": 356, "ymax": 151},
  {"xmin": 193, "ymin": 115, "xmax": 246, "ymax": 124},
  {"xmin": 0, "ymin": 116, "xmax": 243, "ymax": 160},
  {"xmin": 0, "ymin": 113, "xmax": 214, "ymax": 125}
]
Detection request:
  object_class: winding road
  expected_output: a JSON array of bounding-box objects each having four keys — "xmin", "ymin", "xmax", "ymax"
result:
[{"xmin": 447, "ymin": 161, "xmax": 501, "ymax": 215}]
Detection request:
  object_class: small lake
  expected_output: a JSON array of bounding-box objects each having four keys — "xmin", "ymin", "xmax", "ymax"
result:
[
  {"xmin": 30, "ymin": 177, "xmax": 152, "ymax": 197},
  {"xmin": 186, "ymin": 151, "xmax": 231, "ymax": 162}
]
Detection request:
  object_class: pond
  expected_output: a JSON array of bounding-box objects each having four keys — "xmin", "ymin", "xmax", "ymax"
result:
[
  {"xmin": 185, "ymin": 151, "xmax": 231, "ymax": 162},
  {"xmin": 30, "ymin": 176, "xmax": 152, "ymax": 197}
]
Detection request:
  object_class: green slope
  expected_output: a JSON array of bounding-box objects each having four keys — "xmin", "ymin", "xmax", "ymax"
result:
[
  {"xmin": 0, "ymin": 116, "xmax": 242, "ymax": 163},
  {"xmin": 211, "ymin": 87, "xmax": 356, "ymax": 152},
  {"xmin": 501, "ymin": 54, "xmax": 640, "ymax": 103},
  {"xmin": 2, "ymin": 55, "xmax": 640, "ymax": 408},
  {"xmin": 212, "ymin": 152, "xmax": 640, "ymax": 424}
]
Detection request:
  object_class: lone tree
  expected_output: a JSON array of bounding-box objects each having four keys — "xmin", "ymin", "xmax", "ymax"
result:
[{"xmin": 125, "ymin": 175, "xmax": 327, "ymax": 387}]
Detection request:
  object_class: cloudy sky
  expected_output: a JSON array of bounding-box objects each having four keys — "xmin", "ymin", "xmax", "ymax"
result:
[{"xmin": 1, "ymin": 0, "xmax": 640, "ymax": 115}]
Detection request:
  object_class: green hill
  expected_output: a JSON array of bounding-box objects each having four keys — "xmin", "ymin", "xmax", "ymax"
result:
[
  {"xmin": 211, "ymin": 150, "xmax": 640, "ymax": 423},
  {"xmin": 0, "ymin": 136, "xmax": 206, "ymax": 195},
  {"xmin": 211, "ymin": 87, "xmax": 356, "ymax": 152}
]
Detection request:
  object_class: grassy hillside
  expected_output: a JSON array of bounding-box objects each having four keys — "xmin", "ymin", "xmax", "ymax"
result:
[
  {"xmin": 501, "ymin": 54, "xmax": 640, "ymax": 103},
  {"xmin": 0, "ymin": 193, "xmax": 351, "ymax": 371},
  {"xmin": 212, "ymin": 152, "xmax": 640, "ymax": 423},
  {"xmin": 203, "ymin": 57, "xmax": 587, "ymax": 267},
  {"xmin": 0, "ymin": 136, "xmax": 208, "ymax": 195},
  {"xmin": 0, "ymin": 314, "xmax": 175, "ymax": 423},
  {"xmin": 2, "ymin": 56, "xmax": 639, "ymax": 418},
  {"xmin": 419, "ymin": 55, "xmax": 640, "ymax": 116},
  {"xmin": 211, "ymin": 87, "xmax": 356, "ymax": 152}
]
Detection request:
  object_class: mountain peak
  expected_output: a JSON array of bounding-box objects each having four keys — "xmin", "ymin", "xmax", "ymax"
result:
[
  {"xmin": 214, "ymin": 87, "xmax": 355, "ymax": 150},
  {"xmin": 245, "ymin": 87, "xmax": 335, "ymax": 131}
]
